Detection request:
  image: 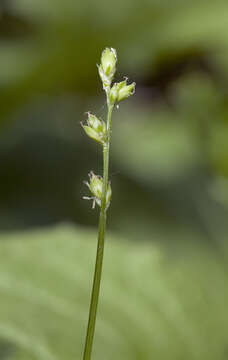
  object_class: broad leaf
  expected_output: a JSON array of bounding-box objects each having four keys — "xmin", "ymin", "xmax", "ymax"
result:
[{"xmin": 0, "ymin": 226, "xmax": 227, "ymax": 359}]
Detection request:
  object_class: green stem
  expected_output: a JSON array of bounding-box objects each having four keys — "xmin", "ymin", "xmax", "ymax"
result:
[{"xmin": 83, "ymin": 101, "xmax": 114, "ymax": 360}]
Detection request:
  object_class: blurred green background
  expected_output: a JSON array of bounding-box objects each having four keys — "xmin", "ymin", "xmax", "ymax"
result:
[{"xmin": 1, "ymin": 0, "xmax": 228, "ymax": 359}]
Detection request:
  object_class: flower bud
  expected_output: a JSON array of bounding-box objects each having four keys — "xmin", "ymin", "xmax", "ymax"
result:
[
  {"xmin": 89, "ymin": 172, "xmax": 102, "ymax": 199},
  {"xmin": 98, "ymin": 47, "xmax": 117, "ymax": 88},
  {"xmin": 87, "ymin": 113, "xmax": 103, "ymax": 132},
  {"xmin": 117, "ymin": 81, "xmax": 135, "ymax": 102},
  {"xmin": 84, "ymin": 172, "xmax": 112, "ymax": 209},
  {"xmin": 109, "ymin": 81, "xmax": 126, "ymax": 104},
  {"xmin": 109, "ymin": 80, "xmax": 135, "ymax": 104},
  {"xmin": 81, "ymin": 113, "xmax": 106, "ymax": 144}
]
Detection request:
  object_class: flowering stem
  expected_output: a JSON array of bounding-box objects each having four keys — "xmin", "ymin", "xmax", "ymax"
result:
[
  {"xmin": 82, "ymin": 101, "xmax": 114, "ymax": 360},
  {"xmin": 82, "ymin": 47, "xmax": 135, "ymax": 359}
]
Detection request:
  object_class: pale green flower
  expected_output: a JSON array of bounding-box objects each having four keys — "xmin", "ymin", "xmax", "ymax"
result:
[
  {"xmin": 84, "ymin": 172, "xmax": 112, "ymax": 209},
  {"xmin": 81, "ymin": 113, "xmax": 106, "ymax": 144},
  {"xmin": 110, "ymin": 80, "xmax": 135, "ymax": 104},
  {"xmin": 98, "ymin": 47, "xmax": 117, "ymax": 88}
]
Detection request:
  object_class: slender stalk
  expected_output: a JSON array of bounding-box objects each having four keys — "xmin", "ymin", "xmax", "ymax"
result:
[
  {"xmin": 82, "ymin": 102, "xmax": 113, "ymax": 360},
  {"xmin": 82, "ymin": 47, "xmax": 135, "ymax": 360}
]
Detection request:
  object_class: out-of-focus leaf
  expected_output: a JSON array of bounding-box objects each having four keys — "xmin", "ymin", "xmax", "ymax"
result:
[
  {"xmin": 0, "ymin": 43, "xmax": 42, "ymax": 85},
  {"xmin": 2, "ymin": 0, "xmax": 228, "ymax": 126},
  {"xmin": 209, "ymin": 176, "xmax": 228, "ymax": 207},
  {"xmin": 124, "ymin": 1, "xmax": 228, "ymax": 74},
  {"xmin": 209, "ymin": 123, "xmax": 228, "ymax": 177},
  {"xmin": 112, "ymin": 106, "xmax": 200, "ymax": 184},
  {"xmin": 171, "ymin": 73, "xmax": 221, "ymax": 116},
  {"xmin": 0, "ymin": 225, "xmax": 228, "ymax": 359}
]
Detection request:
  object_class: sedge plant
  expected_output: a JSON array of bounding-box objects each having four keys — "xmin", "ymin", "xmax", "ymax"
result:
[{"xmin": 81, "ymin": 47, "xmax": 135, "ymax": 360}]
